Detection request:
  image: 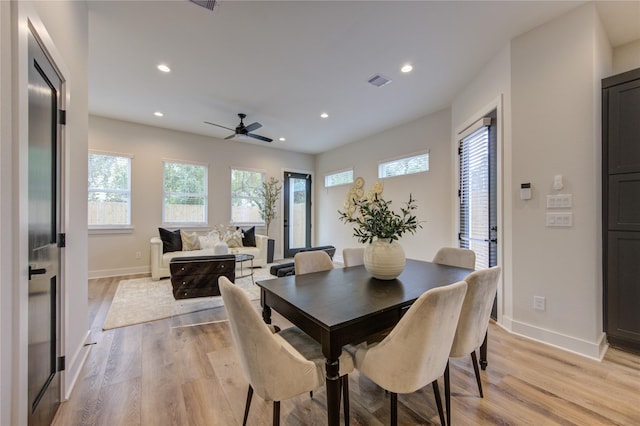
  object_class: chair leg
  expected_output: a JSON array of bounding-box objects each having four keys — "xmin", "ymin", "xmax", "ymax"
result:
[
  {"xmin": 444, "ymin": 360, "xmax": 451, "ymax": 426},
  {"xmin": 272, "ymin": 401, "xmax": 280, "ymax": 426},
  {"xmin": 342, "ymin": 375, "xmax": 350, "ymax": 425},
  {"xmin": 470, "ymin": 350, "xmax": 484, "ymax": 398},
  {"xmin": 432, "ymin": 379, "xmax": 446, "ymax": 426},
  {"xmin": 390, "ymin": 392, "xmax": 398, "ymax": 426},
  {"xmin": 242, "ymin": 385, "xmax": 253, "ymax": 426}
]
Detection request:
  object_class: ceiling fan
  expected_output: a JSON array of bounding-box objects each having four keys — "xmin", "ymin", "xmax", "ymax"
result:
[{"xmin": 205, "ymin": 113, "xmax": 273, "ymax": 142}]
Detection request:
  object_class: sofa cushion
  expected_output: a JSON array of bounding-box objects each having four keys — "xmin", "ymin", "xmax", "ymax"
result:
[
  {"xmin": 159, "ymin": 228, "xmax": 182, "ymax": 253},
  {"xmin": 180, "ymin": 230, "xmax": 201, "ymax": 251},
  {"xmin": 240, "ymin": 226, "xmax": 256, "ymax": 247}
]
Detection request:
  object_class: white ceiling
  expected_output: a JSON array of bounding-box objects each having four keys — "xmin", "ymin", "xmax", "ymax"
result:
[{"xmin": 88, "ymin": 1, "xmax": 640, "ymax": 154}]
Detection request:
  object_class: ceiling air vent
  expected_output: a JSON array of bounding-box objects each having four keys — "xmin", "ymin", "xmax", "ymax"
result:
[
  {"xmin": 367, "ymin": 74, "xmax": 392, "ymax": 87},
  {"xmin": 189, "ymin": 0, "xmax": 217, "ymax": 11}
]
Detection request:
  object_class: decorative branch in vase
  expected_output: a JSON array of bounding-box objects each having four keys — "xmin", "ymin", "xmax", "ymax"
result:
[
  {"xmin": 255, "ymin": 176, "xmax": 282, "ymax": 237},
  {"xmin": 338, "ymin": 193, "xmax": 422, "ymax": 280}
]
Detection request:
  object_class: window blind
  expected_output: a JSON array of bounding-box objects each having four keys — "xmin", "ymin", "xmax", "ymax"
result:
[{"xmin": 459, "ymin": 123, "xmax": 490, "ymax": 269}]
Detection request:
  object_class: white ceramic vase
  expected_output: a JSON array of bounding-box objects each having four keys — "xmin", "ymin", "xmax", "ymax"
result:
[
  {"xmin": 214, "ymin": 239, "xmax": 229, "ymax": 255},
  {"xmin": 363, "ymin": 238, "xmax": 406, "ymax": 280}
]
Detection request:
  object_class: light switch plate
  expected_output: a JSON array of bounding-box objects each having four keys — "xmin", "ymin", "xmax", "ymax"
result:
[
  {"xmin": 547, "ymin": 194, "xmax": 572, "ymax": 208},
  {"xmin": 546, "ymin": 212, "xmax": 572, "ymax": 227}
]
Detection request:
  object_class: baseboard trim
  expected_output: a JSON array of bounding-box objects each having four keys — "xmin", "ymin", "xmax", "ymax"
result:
[
  {"xmin": 89, "ymin": 266, "xmax": 150, "ymax": 279},
  {"xmin": 63, "ymin": 330, "xmax": 92, "ymax": 400},
  {"xmin": 508, "ymin": 318, "xmax": 607, "ymax": 361}
]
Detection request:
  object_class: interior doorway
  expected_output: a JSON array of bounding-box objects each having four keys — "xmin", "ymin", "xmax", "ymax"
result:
[{"xmin": 27, "ymin": 29, "xmax": 63, "ymax": 426}]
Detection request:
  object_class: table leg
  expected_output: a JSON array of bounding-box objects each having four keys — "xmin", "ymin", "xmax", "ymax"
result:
[
  {"xmin": 480, "ymin": 331, "xmax": 488, "ymax": 370},
  {"xmin": 325, "ymin": 357, "xmax": 341, "ymax": 426},
  {"xmin": 261, "ymin": 290, "xmax": 272, "ymax": 324}
]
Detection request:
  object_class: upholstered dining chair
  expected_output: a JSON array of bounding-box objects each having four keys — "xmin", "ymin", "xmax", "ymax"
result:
[
  {"xmin": 342, "ymin": 247, "xmax": 365, "ymax": 267},
  {"xmin": 294, "ymin": 250, "xmax": 334, "ymax": 275},
  {"xmin": 219, "ymin": 277, "xmax": 354, "ymax": 425},
  {"xmin": 432, "ymin": 247, "xmax": 476, "ymax": 270},
  {"xmin": 444, "ymin": 266, "xmax": 502, "ymax": 426},
  {"xmin": 350, "ymin": 281, "xmax": 468, "ymax": 426}
]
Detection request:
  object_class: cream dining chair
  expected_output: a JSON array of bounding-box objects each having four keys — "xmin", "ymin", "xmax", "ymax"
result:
[
  {"xmin": 350, "ymin": 281, "xmax": 468, "ymax": 426},
  {"xmin": 342, "ymin": 247, "xmax": 365, "ymax": 267},
  {"xmin": 294, "ymin": 250, "xmax": 334, "ymax": 275},
  {"xmin": 444, "ymin": 266, "xmax": 502, "ymax": 426},
  {"xmin": 219, "ymin": 277, "xmax": 354, "ymax": 425},
  {"xmin": 432, "ymin": 247, "xmax": 476, "ymax": 270}
]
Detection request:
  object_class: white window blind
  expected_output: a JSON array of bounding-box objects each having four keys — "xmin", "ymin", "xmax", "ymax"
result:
[{"xmin": 459, "ymin": 124, "xmax": 490, "ymax": 270}]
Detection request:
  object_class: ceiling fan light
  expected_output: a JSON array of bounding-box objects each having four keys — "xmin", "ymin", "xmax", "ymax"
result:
[
  {"xmin": 320, "ymin": 112, "xmax": 329, "ymax": 119},
  {"xmin": 157, "ymin": 64, "xmax": 171, "ymax": 73}
]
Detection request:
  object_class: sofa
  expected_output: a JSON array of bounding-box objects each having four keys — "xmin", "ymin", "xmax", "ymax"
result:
[{"xmin": 151, "ymin": 231, "xmax": 268, "ymax": 281}]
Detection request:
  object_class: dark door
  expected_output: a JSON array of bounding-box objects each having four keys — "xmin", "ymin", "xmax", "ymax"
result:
[
  {"xmin": 459, "ymin": 111, "xmax": 498, "ymax": 318},
  {"xmin": 603, "ymin": 68, "xmax": 640, "ymax": 354},
  {"xmin": 27, "ymin": 31, "xmax": 62, "ymax": 426},
  {"xmin": 283, "ymin": 172, "xmax": 312, "ymax": 258}
]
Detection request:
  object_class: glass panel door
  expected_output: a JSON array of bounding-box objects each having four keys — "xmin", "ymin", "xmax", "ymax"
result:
[{"xmin": 283, "ymin": 172, "xmax": 311, "ymax": 258}]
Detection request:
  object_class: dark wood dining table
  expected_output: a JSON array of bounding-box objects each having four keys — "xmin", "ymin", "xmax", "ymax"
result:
[{"xmin": 256, "ymin": 258, "xmax": 479, "ymax": 426}]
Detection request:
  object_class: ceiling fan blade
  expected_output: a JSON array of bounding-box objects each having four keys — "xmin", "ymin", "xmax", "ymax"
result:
[
  {"xmin": 224, "ymin": 134, "xmax": 236, "ymax": 140},
  {"xmin": 204, "ymin": 121, "xmax": 234, "ymax": 131},
  {"xmin": 247, "ymin": 133, "xmax": 272, "ymax": 143},
  {"xmin": 244, "ymin": 122, "xmax": 262, "ymax": 133}
]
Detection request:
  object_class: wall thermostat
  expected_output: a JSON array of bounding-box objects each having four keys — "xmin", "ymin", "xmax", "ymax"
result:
[{"xmin": 520, "ymin": 183, "xmax": 532, "ymax": 200}]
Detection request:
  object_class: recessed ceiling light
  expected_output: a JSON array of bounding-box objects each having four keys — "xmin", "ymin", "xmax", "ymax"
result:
[
  {"xmin": 154, "ymin": 111, "xmax": 164, "ymax": 117},
  {"xmin": 279, "ymin": 137, "xmax": 286, "ymax": 142},
  {"xmin": 320, "ymin": 112, "xmax": 329, "ymax": 119},
  {"xmin": 401, "ymin": 64, "xmax": 413, "ymax": 73},
  {"xmin": 157, "ymin": 64, "xmax": 171, "ymax": 73}
]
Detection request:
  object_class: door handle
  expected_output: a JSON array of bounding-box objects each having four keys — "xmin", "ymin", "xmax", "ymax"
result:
[{"xmin": 29, "ymin": 265, "xmax": 47, "ymax": 280}]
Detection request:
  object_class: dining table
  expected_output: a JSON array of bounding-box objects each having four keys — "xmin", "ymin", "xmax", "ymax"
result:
[{"xmin": 256, "ymin": 258, "xmax": 480, "ymax": 426}]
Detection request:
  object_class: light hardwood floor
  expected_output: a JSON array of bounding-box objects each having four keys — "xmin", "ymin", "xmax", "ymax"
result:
[{"xmin": 53, "ymin": 274, "xmax": 640, "ymax": 425}]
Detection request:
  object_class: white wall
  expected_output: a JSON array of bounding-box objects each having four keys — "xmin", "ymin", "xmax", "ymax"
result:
[
  {"xmin": 509, "ymin": 3, "xmax": 610, "ymax": 358},
  {"xmin": 2, "ymin": 1, "xmax": 89, "ymax": 424},
  {"xmin": 613, "ymin": 39, "xmax": 640, "ymax": 74},
  {"xmin": 88, "ymin": 115, "xmax": 314, "ymax": 277},
  {"xmin": 315, "ymin": 108, "xmax": 453, "ymax": 264}
]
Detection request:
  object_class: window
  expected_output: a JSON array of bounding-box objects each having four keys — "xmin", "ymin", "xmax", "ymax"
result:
[
  {"xmin": 88, "ymin": 152, "xmax": 131, "ymax": 227},
  {"xmin": 163, "ymin": 160, "xmax": 208, "ymax": 225},
  {"xmin": 324, "ymin": 168, "xmax": 353, "ymax": 188},
  {"xmin": 378, "ymin": 151, "xmax": 429, "ymax": 178},
  {"xmin": 231, "ymin": 168, "xmax": 264, "ymax": 225}
]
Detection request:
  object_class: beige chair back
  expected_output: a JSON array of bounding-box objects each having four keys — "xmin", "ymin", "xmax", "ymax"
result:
[
  {"xmin": 450, "ymin": 266, "xmax": 502, "ymax": 357},
  {"xmin": 294, "ymin": 250, "xmax": 334, "ymax": 275},
  {"xmin": 354, "ymin": 281, "xmax": 467, "ymax": 394},
  {"xmin": 219, "ymin": 277, "xmax": 322, "ymax": 401},
  {"xmin": 433, "ymin": 247, "xmax": 476, "ymax": 270},
  {"xmin": 342, "ymin": 247, "xmax": 365, "ymax": 267}
]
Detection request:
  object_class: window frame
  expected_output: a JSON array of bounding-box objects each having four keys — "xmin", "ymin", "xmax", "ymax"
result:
[
  {"xmin": 324, "ymin": 168, "xmax": 354, "ymax": 188},
  {"xmin": 377, "ymin": 150, "xmax": 430, "ymax": 179},
  {"xmin": 88, "ymin": 150, "xmax": 133, "ymax": 231},
  {"xmin": 162, "ymin": 159, "xmax": 209, "ymax": 227},
  {"xmin": 230, "ymin": 167, "xmax": 265, "ymax": 226}
]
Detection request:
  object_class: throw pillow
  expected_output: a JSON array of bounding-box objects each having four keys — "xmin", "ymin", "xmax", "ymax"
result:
[
  {"xmin": 224, "ymin": 229, "xmax": 243, "ymax": 248},
  {"xmin": 159, "ymin": 228, "xmax": 182, "ymax": 254},
  {"xmin": 198, "ymin": 234, "xmax": 216, "ymax": 249},
  {"xmin": 180, "ymin": 230, "xmax": 200, "ymax": 251},
  {"xmin": 240, "ymin": 226, "xmax": 256, "ymax": 247}
]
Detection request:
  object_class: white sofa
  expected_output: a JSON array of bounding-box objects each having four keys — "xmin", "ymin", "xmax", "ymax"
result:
[{"xmin": 150, "ymin": 233, "xmax": 269, "ymax": 281}]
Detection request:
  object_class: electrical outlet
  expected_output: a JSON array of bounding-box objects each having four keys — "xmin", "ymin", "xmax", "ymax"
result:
[
  {"xmin": 135, "ymin": 251, "xmax": 142, "ymax": 259},
  {"xmin": 533, "ymin": 296, "xmax": 546, "ymax": 311}
]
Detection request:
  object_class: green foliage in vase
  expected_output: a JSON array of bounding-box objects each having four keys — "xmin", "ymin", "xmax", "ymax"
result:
[
  {"xmin": 254, "ymin": 176, "xmax": 282, "ymax": 237},
  {"xmin": 338, "ymin": 193, "xmax": 422, "ymax": 244}
]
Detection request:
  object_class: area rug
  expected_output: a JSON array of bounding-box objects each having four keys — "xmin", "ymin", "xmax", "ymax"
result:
[{"xmin": 102, "ymin": 266, "xmax": 274, "ymax": 330}]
